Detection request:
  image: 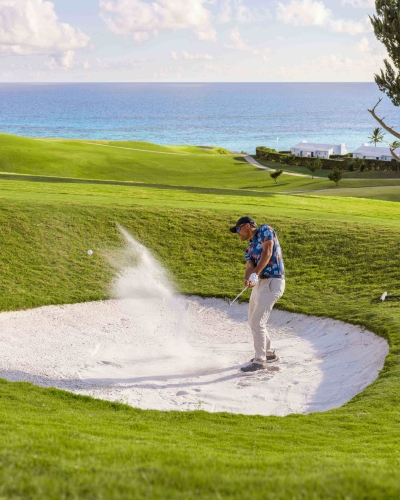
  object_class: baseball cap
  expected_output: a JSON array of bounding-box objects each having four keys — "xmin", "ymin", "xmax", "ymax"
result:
[{"xmin": 229, "ymin": 216, "xmax": 257, "ymax": 233}]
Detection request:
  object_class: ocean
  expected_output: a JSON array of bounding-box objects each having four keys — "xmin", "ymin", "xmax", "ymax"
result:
[{"xmin": 0, "ymin": 82, "xmax": 398, "ymax": 154}]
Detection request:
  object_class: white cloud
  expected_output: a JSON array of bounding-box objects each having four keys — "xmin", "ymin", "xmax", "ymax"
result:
[
  {"xmin": 277, "ymin": 0, "xmax": 331, "ymax": 26},
  {"xmin": 224, "ymin": 28, "xmax": 260, "ymax": 55},
  {"xmin": 171, "ymin": 50, "xmax": 213, "ymax": 60},
  {"xmin": 45, "ymin": 50, "xmax": 77, "ymax": 70},
  {"xmin": 274, "ymin": 40, "xmax": 386, "ymax": 81},
  {"xmin": 89, "ymin": 57, "xmax": 149, "ymax": 70},
  {"xmin": 116, "ymin": 57, "xmax": 148, "ymax": 67},
  {"xmin": 356, "ymin": 36, "xmax": 370, "ymax": 54},
  {"xmin": 218, "ymin": 0, "xmax": 270, "ymax": 24},
  {"xmin": 341, "ymin": 0, "xmax": 375, "ymax": 8},
  {"xmin": 356, "ymin": 35, "xmax": 384, "ymax": 56},
  {"xmin": 202, "ymin": 63, "xmax": 246, "ymax": 75},
  {"xmin": 154, "ymin": 65, "xmax": 184, "ymax": 79},
  {"xmin": 0, "ymin": 0, "xmax": 90, "ymax": 61},
  {"xmin": 276, "ymin": 0, "xmax": 371, "ymax": 35},
  {"xmin": 100, "ymin": 0, "xmax": 216, "ymax": 42},
  {"xmin": 330, "ymin": 18, "xmax": 371, "ymax": 34},
  {"xmin": 96, "ymin": 57, "xmax": 109, "ymax": 69}
]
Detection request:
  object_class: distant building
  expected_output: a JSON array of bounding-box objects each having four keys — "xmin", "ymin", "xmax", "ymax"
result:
[
  {"xmin": 290, "ymin": 141, "xmax": 347, "ymax": 159},
  {"xmin": 353, "ymin": 144, "xmax": 399, "ymax": 162}
]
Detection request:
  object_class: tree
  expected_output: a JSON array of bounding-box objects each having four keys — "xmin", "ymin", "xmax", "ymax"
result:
[
  {"xmin": 368, "ymin": 1, "xmax": 400, "ymax": 162},
  {"xmin": 368, "ymin": 127, "xmax": 385, "ymax": 146},
  {"xmin": 270, "ymin": 169, "xmax": 283, "ymax": 183},
  {"xmin": 328, "ymin": 169, "xmax": 343, "ymax": 187},
  {"xmin": 306, "ymin": 158, "xmax": 322, "ymax": 179},
  {"xmin": 353, "ymin": 157, "xmax": 366, "ymax": 171}
]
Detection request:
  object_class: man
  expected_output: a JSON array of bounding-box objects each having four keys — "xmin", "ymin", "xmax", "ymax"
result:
[{"xmin": 230, "ymin": 216, "xmax": 285, "ymax": 373}]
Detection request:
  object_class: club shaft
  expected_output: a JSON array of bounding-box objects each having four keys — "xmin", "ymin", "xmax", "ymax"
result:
[{"xmin": 230, "ymin": 286, "xmax": 248, "ymax": 305}]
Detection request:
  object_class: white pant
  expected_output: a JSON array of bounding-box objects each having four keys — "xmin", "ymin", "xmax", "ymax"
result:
[{"xmin": 248, "ymin": 277, "xmax": 286, "ymax": 363}]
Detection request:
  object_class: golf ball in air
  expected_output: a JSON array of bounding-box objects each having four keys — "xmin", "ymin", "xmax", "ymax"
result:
[{"xmin": 87, "ymin": 250, "xmax": 93, "ymax": 255}]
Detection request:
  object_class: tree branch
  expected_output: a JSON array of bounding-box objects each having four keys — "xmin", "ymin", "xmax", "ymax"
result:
[
  {"xmin": 368, "ymin": 98, "xmax": 400, "ymax": 140},
  {"xmin": 390, "ymin": 147, "xmax": 400, "ymax": 162}
]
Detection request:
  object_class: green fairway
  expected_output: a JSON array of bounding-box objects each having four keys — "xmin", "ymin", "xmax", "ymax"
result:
[
  {"xmin": 1, "ymin": 133, "xmax": 400, "ymax": 195},
  {"xmin": 304, "ymin": 186, "xmax": 400, "ymax": 202},
  {"xmin": 1, "ymin": 135, "xmax": 400, "ymax": 499}
]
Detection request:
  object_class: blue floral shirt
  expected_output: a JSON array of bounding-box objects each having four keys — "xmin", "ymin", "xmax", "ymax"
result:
[{"xmin": 245, "ymin": 224, "xmax": 285, "ymax": 278}]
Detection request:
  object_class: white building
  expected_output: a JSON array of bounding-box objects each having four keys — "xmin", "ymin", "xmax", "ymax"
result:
[
  {"xmin": 353, "ymin": 144, "xmax": 399, "ymax": 162},
  {"xmin": 290, "ymin": 141, "xmax": 347, "ymax": 159}
]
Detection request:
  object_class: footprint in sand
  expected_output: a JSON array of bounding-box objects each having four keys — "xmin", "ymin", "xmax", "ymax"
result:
[{"xmin": 98, "ymin": 360, "xmax": 122, "ymax": 368}]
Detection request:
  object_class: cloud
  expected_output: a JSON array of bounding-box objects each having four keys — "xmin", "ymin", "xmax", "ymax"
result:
[
  {"xmin": 0, "ymin": 0, "xmax": 90, "ymax": 61},
  {"xmin": 274, "ymin": 40, "xmax": 386, "ymax": 80},
  {"xmin": 45, "ymin": 50, "xmax": 77, "ymax": 70},
  {"xmin": 154, "ymin": 65, "xmax": 184, "ymax": 79},
  {"xmin": 224, "ymin": 28, "xmax": 261, "ymax": 55},
  {"xmin": 276, "ymin": 0, "xmax": 372, "ymax": 34},
  {"xmin": 171, "ymin": 50, "xmax": 213, "ymax": 60},
  {"xmin": 100, "ymin": 0, "xmax": 216, "ymax": 42},
  {"xmin": 116, "ymin": 57, "xmax": 148, "ymax": 66},
  {"xmin": 218, "ymin": 0, "xmax": 270, "ymax": 24},
  {"xmin": 341, "ymin": 0, "xmax": 375, "ymax": 8},
  {"xmin": 202, "ymin": 63, "xmax": 246, "ymax": 75},
  {"xmin": 356, "ymin": 35, "xmax": 383, "ymax": 56},
  {"xmin": 96, "ymin": 57, "xmax": 109, "ymax": 69}
]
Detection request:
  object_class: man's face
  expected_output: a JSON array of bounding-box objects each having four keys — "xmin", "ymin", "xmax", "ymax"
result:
[{"xmin": 236, "ymin": 223, "xmax": 253, "ymax": 241}]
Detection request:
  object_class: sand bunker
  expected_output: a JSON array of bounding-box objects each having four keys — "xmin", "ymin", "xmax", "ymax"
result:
[{"xmin": 0, "ymin": 296, "xmax": 388, "ymax": 416}]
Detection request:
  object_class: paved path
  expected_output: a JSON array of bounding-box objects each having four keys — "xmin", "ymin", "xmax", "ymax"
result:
[
  {"xmin": 244, "ymin": 156, "xmax": 400, "ymax": 182},
  {"xmin": 244, "ymin": 156, "xmax": 324, "ymax": 178}
]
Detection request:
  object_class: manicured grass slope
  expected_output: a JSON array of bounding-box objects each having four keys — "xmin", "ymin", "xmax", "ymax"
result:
[
  {"xmin": 1, "ymin": 133, "xmax": 400, "ymax": 195},
  {"xmin": 307, "ymin": 186, "xmax": 400, "ymax": 202},
  {"xmin": 1, "ymin": 182, "xmax": 400, "ymax": 499}
]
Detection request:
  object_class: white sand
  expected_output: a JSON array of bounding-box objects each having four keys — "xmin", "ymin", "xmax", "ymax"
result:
[{"xmin": 0, "ymin": 296, "xmax": 388, "ymax": 416}]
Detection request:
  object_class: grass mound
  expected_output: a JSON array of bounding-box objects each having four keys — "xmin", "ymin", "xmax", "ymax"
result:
[
  {"xmin": 1, "ymin": 133, "xmax": 400, "ymax": 198},
  {"xmin": 1, "ymin": 176, "xmax": 400, "ymax": 498}
]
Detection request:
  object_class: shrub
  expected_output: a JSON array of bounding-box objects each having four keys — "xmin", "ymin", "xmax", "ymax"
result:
[
  {"xmin": 328, "ymin": 169, "xmax": 343, "ymax": 187},
  {"xmin": 306, "ymin": 158, "xmax": 322, "ymax": 178},
  {"xmin": 270, "ymin": 169, "xmax": 283, "ymax": 183},
  {"xmin": 346, "ymin": 161, "xmax": 355, "ymax": 171},
  {"xmin": 353, "ymin": 158, "xmax": 365, "ymax": 171},
  {"xmin": 215, "ymin": 148, "xmax": 230, "ymax": 155}
]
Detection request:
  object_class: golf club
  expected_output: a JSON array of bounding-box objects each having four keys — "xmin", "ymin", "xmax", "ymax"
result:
[{"xmin": 229, "ymin": 286, "xmax": 249, "ymax": 306}]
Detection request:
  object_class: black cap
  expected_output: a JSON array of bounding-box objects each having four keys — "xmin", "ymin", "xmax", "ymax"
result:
[{"xmin": 229, "ymin": 216, "xmax": 257, "ymax": 233}]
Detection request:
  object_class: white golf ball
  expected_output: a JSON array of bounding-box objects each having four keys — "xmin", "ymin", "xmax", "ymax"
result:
[{"xmin": 87, "ymin": 250, "xmax": 93, "ymax": 255}]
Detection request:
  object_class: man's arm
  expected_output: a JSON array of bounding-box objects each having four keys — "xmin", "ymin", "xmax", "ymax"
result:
[
  {"xmin": 244, "ymin": 260, "xmax": 255, "ymax": 287},
  {"xmin": 254, "ymin": 240, "xmax": 274, "ymax": 276}
]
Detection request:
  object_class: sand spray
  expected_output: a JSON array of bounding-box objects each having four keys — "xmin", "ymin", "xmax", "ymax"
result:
[{"xmin": 110, "ymin": 225, "xmax": 194, "ymax": 361}]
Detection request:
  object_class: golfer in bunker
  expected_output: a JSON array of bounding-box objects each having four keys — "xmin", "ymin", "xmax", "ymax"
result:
[{"xmin": 230, "ymin": 216, "xmax": 285, "ymax": 373}]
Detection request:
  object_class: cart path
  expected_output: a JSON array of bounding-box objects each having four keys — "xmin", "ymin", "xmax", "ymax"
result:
[
  {"xmin": 244, "ymin": 156, "xmax": 400, "ymax": 182},
  {"xmin": 243, "ymin": 155, "xmax": 325, "ymax": 178}
]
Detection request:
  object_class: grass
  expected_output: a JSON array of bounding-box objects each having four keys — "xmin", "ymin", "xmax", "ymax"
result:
[
  {"xmin": 1, "ymin": 135, "xmax": 400, "ymax": 498},
  {"xmin": 1, "ymin": 178, "xmax": 400, "ymax": 499},
  {"xmin": 1, "ymin": 133, "xmax": 400, "ymax": 195},
  {"xmin": 254, "ymin": 157, "xmax": 400, "ymax": 179},
  {"xmin": 305, "ymin": 186, "xmax": 400, "ymax": 202}
]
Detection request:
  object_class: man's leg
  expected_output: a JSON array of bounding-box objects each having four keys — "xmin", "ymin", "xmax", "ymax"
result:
[{"xmin": 248, "ymin": 278, "xmax": 285, "ymax": 364}]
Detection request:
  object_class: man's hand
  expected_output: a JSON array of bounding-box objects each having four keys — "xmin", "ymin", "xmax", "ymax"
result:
[
  {"xmin": 245, "ymin": 273, "xmax": 259, "ymax": 288},
  {"xmin": 249, "ymin": 272, "xmax": 259, "ymax": 284}
]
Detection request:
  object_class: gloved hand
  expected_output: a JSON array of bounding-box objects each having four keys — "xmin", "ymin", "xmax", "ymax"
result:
[{"xmin": 249, "ymin": 273, "xmax": 259, "ymax": 285}]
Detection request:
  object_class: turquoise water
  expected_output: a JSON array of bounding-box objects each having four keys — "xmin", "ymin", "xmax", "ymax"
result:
[{"xmin": 0, "ymin": 83, "xmax": 398, "ymax": 154}]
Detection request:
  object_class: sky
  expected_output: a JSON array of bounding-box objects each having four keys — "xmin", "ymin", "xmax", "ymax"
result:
[{"xmin": 0, "ymin": 0, "xmax": 386, "ymax": 82}]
